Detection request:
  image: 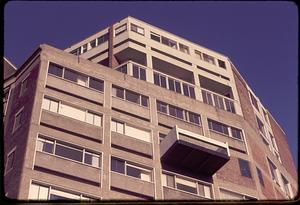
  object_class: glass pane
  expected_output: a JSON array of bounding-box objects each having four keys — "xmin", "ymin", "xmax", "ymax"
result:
[
  {"xmin": 176, "ymin": 108, "xmax": 184, "ymax": 119},
  {"xmin": 94, "ymin": 115, "xmax": 101, "ymax": 126},
  {"xmin": 151, "ymin": 33, "xmax": 160, "ymax": 42},
  {"xmin": 64, "ymin": 69, "xmax": 78, "ymax": 83},
  {"xmin": 49, "ymin": 100, "xmax": 59, "ymax": 113},
  {"xmin": 140, "ymin": 68, "xmax": 146, "ymax": 81},
  {"xmin": 141, "ymin": 96, "xmax": 149, "ymax": 107},
  {"xmin": 77, "ymin": 75, "xmax": 88, "ymax": 86},
  {"xmin": 126, "ymin": 165, "xmax": 141, "ymax": 178},
  {"xmin": 189, "ymin": 86, "xmax": 195, "ymax": 99},
  {"xmin": 55, "ymin": 144, "xmax": 83, "ymax": 162},
  {"xmin": 166, "ymin": 174, "xmax": 175, "ymax": 188},
  {"xmin": 42, "ymin": 98, "xmax": 50, "ymax": 110},
  {"xmin": 154, "ymin": 73, "xmax": 160, "ymax": 86},
  {"xmin": 85, "ymin": 112, "xmax": 94, "ymax": 124},
  {"xmin": 231, "ymin": 127, "xmax": 243, "ymax": 140},
  {"xmin": 168, "ymin": 79, "xmax": 175, "ymax": 91},
  {"xmin": 39, "ymin": 140, "xmax": 54, "ymax": 153},
  {"xmin": 157, "ymin": 101, "xmax": 168, "ymax": 113},
  {"xmin": 126, "ymin": 90, "xmax": 140, "ymax": 104},
  {"xmin": 89, "ymin": 78, "xmax": 103, "ymax": 91},
  {"xmin": 175, "ymin": 81, "xmax": 181, "ymax": 93},
  {"xmin": 183, "ymin": 84, "xmax": 189, "ymax": 96},
  {"xmin": 115, "ymin": 87, "xmax": 124, "ymax": 99},
  {"xmin": 161, "ymin": 75, "xmax": 167, "ymax": 88},
  {"xmin": 207, "ymin": 93, "xmax": 213, "ymax": 105},
  {"xmin": 48, "ymin": 63, "xmax": 63, "ymax": 77},
  {"xmin": 133, "ymin": 65, "xmax": 139, "ymax": 79},
  {"xmin": 169, "ymin": 106, "xmax": 176, "ymax": 117},
  {"xmin": 111, "ymin": 157, "xmax": 125, "ymax": 174},
  {"xmin": 84, "ymin": 152, "xmax": 100, "ymax": 167}
]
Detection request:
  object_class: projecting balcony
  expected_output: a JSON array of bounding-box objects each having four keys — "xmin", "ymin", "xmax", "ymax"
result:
[{"xmin": 160, "ymin": 126, "xmax": 230, "ymax": 176}]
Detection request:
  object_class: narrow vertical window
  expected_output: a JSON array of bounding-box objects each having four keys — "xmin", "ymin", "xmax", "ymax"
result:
[
  {"xmin": 238, "ymin": 159, "xmax": 252, "ymax": 178},
  {"xmin": 48, "ymin": 63, "xmax": 63, "ymax": 77},
  {"xmin": 5, "ymin": 148, "xmax": 16, "ymax": 174},
  {"xmin": 13, "ymin": 109, "xmax": 23, "ymax": 132},
  {"xmin": 20, "ymin": 76, "xmax": 29, "ymax": 96},
  {"xmin": 256, "ymin": 167, "xmax": 264, "ymax": 187}
]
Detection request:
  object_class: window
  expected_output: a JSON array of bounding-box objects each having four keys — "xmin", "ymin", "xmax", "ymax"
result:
[
  {"xmin": 161, "ymin": 36, "xmax": 177, "ymax": 49},
  {"xmin": 168, "ymin": 78, "xmax": 181, "ymax": 93},
  {"xmin": 131, "ymin": 24, "xmax": 144, "ymax": 35},
  {"xmin": 238, "ymin": 159, "xmax": 252, "ymax": 178},
  {"xmin": 256, "ymin": 116, "xmax": 265, "ymax": 136},
  {"xmin": 218, "ymin": 59, "xmax": 226, "ymax": 69},
  {"xmin": 269, "ymin": 132, "xmax": 278, "ymax": 152},
  {"xmin": 116, "ymin": 64, "xmax": 127, "ymax": 74},
  {"xmin": 90, "ymin": 39, "xmax": 96, "ymax": 49},
  {"xmin": 115, "ymin": 24, "xmax": 127, "ymax": 36},
  {"xmin": 281, "ymin": 175, "xmax": 292, "ymax": 198},
  {"xmin": 195, "ymin": 50, "xmax": 203, "ymax": 60},
  {"xmin": 250, "ymin": 92, "xmax": 259, "ymax": 110},
  {"xmin": 267, "ymin": 158, "xmax": 280, "ymax": 185},
  {"xmin": 111, "ymin": 120, "xmax": 151, "ymax": 142},
  {"xmin": 97, "ymin": 33, "xmax": 109, "ymax": 45},
  {"xmin": 36, "ymin": 136, "xmax": 101, "ymax": 168},
  {"xmin": 48, "ymin": 63, "xmax": 63, "ymax": 77},
  {"xmin": 169, "ymin": 105, "xmax": 184, "ymax": 119},
  {"xmin": 162, "ymin": 173, "xmax": 212, "ymax": 198},
  {"xmin": 111, "ymin": 157, "xmax": 152, "ymax": 182},
  {"xmin": 13, "ymin": 108, "xmax": 23, "ymax": 132},
  {"xmin": 112, "ymin": 85, "xmax": 149, "ymax": 107},
  {"xmin": 64, "ymin": 69, "xmax": 88, "ymax": 86},
  {"xmin": 202, "ymin": 89, "xmax": 236, "ymax": 113},
  {"xmin": 157, "ymin": 101, "xmax": 168, "ymax": 114},
  {"xmin": 150, "ymin": 32, "xmax": 160, "ymax": 42},
  {"xmin": 154, "ymin": 72, "xmax": 167, "ymax": 88},
  {"xmin": 132, "ymin": 64, "xmax": 146, "ymax": 81},
  {"xmin": 202, "ymin": 53, "xmax": 215, "ymax": 65},
  {"xmin": 5, "ymin": 148, "xmax": 15, "ymax": 174},
  {"xmin": 20, "ymin": 76, "xmax": 29, "ymax": 96},
  {"xmin": 29, "ymin": 182, "xmax": 94, "ymax": 200},
  {"xmin": 208, "ymin": 119, "xmax": 229, "ymax": 135},
  {"xmin": 188, "ymin": 112, "xmax": 201, "ymax": 125},
  {"xmin": 256, "ymin": 167, "xmax": 264, "ymax": 187},
  {"xmin": 219, "ymin": 188, "xmax": 256, "ymax": 200},
  {"xmin": 82, "ymin": 44, "xmax": 88, "ymax": 53},
  {"xmin": 89, "ymin": 77, "xmax": 104, "ymax": 92},
  {"xmin": 179, "ymin": 43, "xmax": 189, "ymax": 54},
  {"xmin": 70, "ymin": 48, "xmax": 81, "ymax": 56},
  {"xmin": 182, "ymin": 83, "xmax": 195, "ymax": 99},
  {"xmin": 42, "ymin": 97, "xmax": 102, "ymax": 127},
  {"xmin": 231, "ymin": 127, "xmax": 243, "ymax": 140}
]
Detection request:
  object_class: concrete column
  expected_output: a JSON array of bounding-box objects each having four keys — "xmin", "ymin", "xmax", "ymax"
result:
[{"xmin": 108, "ymin": 26, "xmax": 119, "ymax": 68}]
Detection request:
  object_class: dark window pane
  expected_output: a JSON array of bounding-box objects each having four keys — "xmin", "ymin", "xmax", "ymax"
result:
[
  {"xmin": 157, "ymin": 101, "xmax": 168, "ymax": 113},
  {"xmin": 133, "ymin": 65, "xmax": 139, "ymax": 79},
  {"xmin": 183, "ymin": 84, "xmax": 189, "ymax": 96},
  {"xmin": 116, "ymin": 64, "xmax": 127, "ymax": 74},
  {"xmin": 89, "ymin": 77, "xmax": 104, "ymax": 91},
  {"xmin": 141, "ymin": 96, "xmax": 149, "ymax": 107},
  {"xmin": 177, "ymin": 183, "xmax": 197, "ymax": 194},
  {"xmin": 166, "ymin": 174, "xmax": 175, "ymax": 188},
  {"xmin": 127, "ymin": 166, "xmax": 141, "ymax": 178},
  {"xmin": 111, "ymin": 157, "xmax": 125, "ymax": 174},
  {"xmin": 175, "ymin": 81, "xmax": 181, "ymax": 93},
  {"xmin": 98, "ymin": 33, "xmax": 109, "ymax": 45},
  {"xmin": 169, "ymin": 106, "xmax": 176, "ymax": 117},
  {"xmin": 151, "ymin": 33, "xmax": 160, "ymax": 42},
  {"xmin": 64, "ymin": 69, "xmax": 78, "ymax": 82},
  {"xmin": 55, "ymin": 144, "xmax": 83, "ymax": 162},
  {"xmin": 140, "ymin": 68, "xmax": 146, "ymax": 81},
  {"xmin": 50, "ymin": 194, "xmax": 72, "ymax": 200},
  {"xmin": 207, "ymin": 93, "xmax": 213, "ymax": 105},
  {"xmin": 154, "ymin": 73, "xmax": 160, "ymax": 86},
  {"xmin": 115, "ymin": 87, "xmax": 124, "ymax": 99},
  {"xmin": 202, "ymin": 90, "xmax": 208, "ymax": 104},
  {"xmin": 189, "ymin": 112, "xmax": 200, "ymax": 125},
  {"xmin": 126, "ymin": 90, "xmax": 140, "ymax": 104},
  {"xmin": 161, "ymin": 76, "xmax": 167, "ymax": 88},
  {"xmin": 176, "ymin": 108, "xmax": 184, "ymax": 119},
  {"xmin": 42, "ymin": 142, "xmax": 54, "ymax": 153},
  {"xmin": 238, "ymin": 159, "xmax": 252, "ymax": 178},
  {"xmin": 48, "ymin": 63, "xmax": 63, "ymax": 77},
  {"xmin": 218, "ymin": 59, "xmax": 226, "ymax": 69},
  {"xmin": 189, "ymin": 87, "xmax": 195, "ymax": 99},
  {"xmin": 90, "ymin": 39, "xmax": 96, "ymax": 48},
  {"xmin": 168, "ymin": 79, "xmax": 175, "ymax": 91},
  {"xmin": 231, "ymin": 127, "xmax": 243, "ymax": 140}
]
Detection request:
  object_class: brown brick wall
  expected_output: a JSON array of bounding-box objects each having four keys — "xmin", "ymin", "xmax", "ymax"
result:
[{"xmin": 268, "ymin": 114, "xmax": 297, "ymax": 182}]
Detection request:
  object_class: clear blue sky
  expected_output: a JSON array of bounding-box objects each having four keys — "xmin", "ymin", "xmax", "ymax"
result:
[{"xmin": 4, "ymin": 2, "xmax": 298, "ymax": 167}]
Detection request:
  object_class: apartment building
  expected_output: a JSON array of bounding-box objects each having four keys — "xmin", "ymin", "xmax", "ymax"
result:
[{"xmin": 3, "ymin": 16, "xmax": 297, "ymax": 200}]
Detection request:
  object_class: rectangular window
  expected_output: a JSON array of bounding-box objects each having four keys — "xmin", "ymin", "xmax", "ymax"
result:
[
  {"xmin": 131, "ymin": 24, "xmax": 144, "ymax": 35},
  {"xmin": 111, "ymin": 157, "xmax": 125, "ymax": 174},
  {"xmin": 13, "ymin": 109, "xmax": 23, "ymax": 132},
  {"xmin": 231, "ymin": 127, "xmax": 243, "ymax": 140},
  {"xmin": 208, "ymin": 119, "xmax": 229, "ymax": 135},
  {"xmin": 182, "ymin": 84, "xmax": 195, "ymax": 99},
  {"xmin": 132, "ymin": 64, "xmax": 146, "ymax": 81},
  {"xmin": 157, "ymin": 101, "xmax": 168, "ymax": 114},
  {"xmin": 203, "ymin": 53, "xmax": 215, "ymax": 65},
  {"xmin": 90, "ymin": 39, "xmax": 97, "ymax": 48},
  {"xmin": 55, "ymin": 143, "xmax": 83, "ymax": 162},
  {"xmin": 36, "ymin": 137, "xmax": 54, "ymax": 154},
  {"xmin": 188, "ymin": 112, "xmax": 201, "ymax": 125},
  {"xmin": 250, "ymin": 92, "xmax": 259, "ymax": 110},
  {"xmin": 5, "ymin": 148, "xmax": 15, "ymax": 174},
  {"xmin": 161, "ymin": 36, "xmax": 177, "ymax": 49},
  {"xmin": 42, "ymin": 98, "xmax": 59, "ymax": 113},
  {"xmin": 218, "ymin": 59, "xmax": 226, "ymax": 69},
  {"xmin": 195, "ymin": 50, "xmax": 202, "ymax": 60},
  {"xmin": 97, "ymin": 33, "xmax": 109, "ymax": 45},
  {"xmin": 89, "ymin": 77, "xmax": 104, "ymax": 92},
  {"xmin": 111, "ymin": 120, "xmax": 125, "ymax": 134},
  {"xmin": 112, "ymin": 85, "xmax": 149, "ymax": 107},
  {"xmin": 48, "ymin": 63, "xmax": 63, "ymax": 77},
  {"xmin": 126, "ymin": 90, "xmax": 140, "ymax": 104},
  {"xmin": 150, "ymin": 32, "xmax": 160, "ymax": 42},
  {"xmin": 141, "ymin": 95, "xmax": 149, "ymax": 107},
  {"xmin": 179, "ymin": 43, "xmax": 189, "ymax": 54},
  {"xmin": 70, "ymin": 48, "xmax": 81, "ymax": 56},
  {"xmin": 84, "ymin": 151, "xmax": 101, "ymax": 168},
  {"xmin": 169, "ymin": 105, "xmax": 184, "ymax": 119},
  {"xmin": 176, "ymin": 177, "xmax": 197, "ymax": 194},
  {"xmin": 154, "ymin": 72, "xmax": 167, "ymax": 88},
  {"xmin": 112, "ymin": 86, "xmax": 125, "ymax": 99},
  {"xmin": 82, "ymin": 44, "xmax": 88, "ymax": 53},
  {"xmin": 256, "ymin": 116, "xmax": 265, "ymax": 136},
  {"xmin": 28, "ymin": 183, "xmax": 49, "ymax": 200},
  {"xmin": 85, "ymin": 111, "xmax": 101, "ymax": 126},
  {"xmin": 238, "ymin": 159, "xmax": 252, "ymax": 178},
  {"xmin": 268, "ymin": 158, "xmax": 279, "ymax": 184},
  {"xmin": 116, "ymin": 64, "xmax": 127, "ymax": 74},
  {"xmin": 256, "ymin": 167, "xmax": 264, "ymax": 187},
  {"xmin": 20, "ymin": 76, "xmax": 29, "ymax": 96},
  {"xmin": 64, "ymin": 69, "xmax": 88, "ymax": 87},
  {"xmin": 115, "ymin": 24, "xmax": 127, "ymax": 36}
]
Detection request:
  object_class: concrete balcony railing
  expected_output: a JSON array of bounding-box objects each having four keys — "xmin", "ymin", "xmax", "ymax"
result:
[{"xmin": 160, "ymin": 126, "xmax": 230, "ymax": 176}]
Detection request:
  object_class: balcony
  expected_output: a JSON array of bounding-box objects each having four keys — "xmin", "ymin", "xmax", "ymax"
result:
[{"xmin": 160, "ymin": 126, "xmax": 230, "ymax": 176}]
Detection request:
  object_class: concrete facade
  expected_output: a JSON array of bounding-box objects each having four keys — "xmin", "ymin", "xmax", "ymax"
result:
[{"xmin": 3, "ymin": 16, "xmax": 297, "ymax": 201}]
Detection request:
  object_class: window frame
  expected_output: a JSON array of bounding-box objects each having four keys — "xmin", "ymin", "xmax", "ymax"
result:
[
  {"xmin": 5, "ymin": 147, "xmax": 16, "ymax": 175},
  {"xmin": 115, "ymin": 24, "xmax": 127, "ymax": 36},
  {"xmin": 19, "ymin": 74, "xmax": 30, "ymax": 97},
  {"xmin": 238, "ymin": 158, "xmax": 252, "ymax": 178},
  {"xmin": 13, "ymin": 107, "xmax": 24, "ymax": 132},
  {"xmin": 130, "ymin": 23, "xmax": 145, "ymax": 36}
]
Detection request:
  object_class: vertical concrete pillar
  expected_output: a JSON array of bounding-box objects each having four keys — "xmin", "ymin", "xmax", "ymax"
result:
[{"xmin": 108, "ymin": 26, "xmax": 119, "ymax": 69}]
